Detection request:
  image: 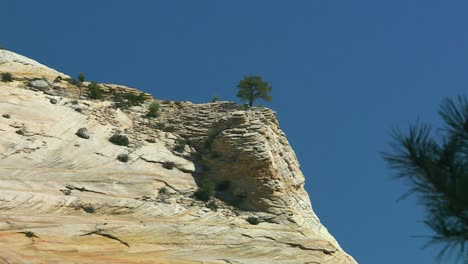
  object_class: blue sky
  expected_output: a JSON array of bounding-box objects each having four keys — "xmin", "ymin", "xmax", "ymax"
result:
[{"xmin": 2, "ymin": 1, "xmax": 467, "ymax": 263}]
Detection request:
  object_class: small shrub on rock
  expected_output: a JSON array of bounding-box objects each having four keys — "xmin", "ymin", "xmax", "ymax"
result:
[
  {"xmin": 246, "ymin": 216, "xmax": 261, "ymax": 225},
  {"xmin": 65, "ymin": 77, "xmax": 80, "ymax": 86},
  {"xmin": 87, "ymin": 82, "xmax": 104, "ymax": 100},
  {"xmin": 158, "ymin": 187, "xmax": 168, "ymax": 195},
  {"xmin": 155, "ymin": 123, "xmax": 166, "ymax": 130},
  {"xmin": 174, "ymin": 138, "xmax": 187, "ymax": 153},
  {"xmin": 125, "ymin": 92, "xmax": 146, "ymax": 106},
  {"xmin": 82, "ymin": 204, "xmax": 96, "ymax": 214},
  {"xmin": 206, "ymin": 201, "xmax": 218, "ymax": 211},
  {"xmin": 1, "ymin": 72, "xmax": 13, "ymax": 82},
  {"xmin": 112, "ymin": 91, "xmax": 146, "ymax": 109},
  {"xmin": 117, "ymin": 153, "xmax": 129, "ymax": 162},
  {"xmin": 162, "ymin": 161, "xmax": 175, "ymax": 170},
  {"xmin": 78, "ymin": 72, "xmax": 86, "ymax": 83},
  {"xmin": 109, "ymin": 134, "xmax": 129, "ymax": 146},
  {"xmin": 146, "ymin": 101, "xmax": 160, "ymax": 118},
  {"xmin": 163, "ymin": 126, "xmax": 176, "ymax": 133},
  {"xmin": 194, "ymin": 178, "xmax": 215, "ymax": 201}
]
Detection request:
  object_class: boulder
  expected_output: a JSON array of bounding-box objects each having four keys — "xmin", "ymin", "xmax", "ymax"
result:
[
  {"xmin": 29, "ymin": 79, "xmax": 49, "ymax": 90},
  {"xmin": 76, "ymin": 127, "xmax": 89, "ymax": 139}
]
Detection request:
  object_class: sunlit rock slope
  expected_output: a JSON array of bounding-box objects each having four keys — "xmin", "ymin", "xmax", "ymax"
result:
[{"xmin": 0, "ymin": 49, "xmax": 357, "ymax": 264}]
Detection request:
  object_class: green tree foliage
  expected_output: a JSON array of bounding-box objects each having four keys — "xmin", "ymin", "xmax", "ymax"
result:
[
  {"xmin": 77, "ymin": 73, "xmax": 85, "ymax": 97},
  {"xmin": 124, "ymin": 92, "xmax": 146, "ymax": 107},
  {"xmin": 87, "ymin": 82, "xmax": 103, "ymax": 100},
  {"xmin": 146, "ymin": 101, "xmax": 160, "ymax": 118},
  {"xmin": 113, "ymin": 92, "xmax": 146, "ymax": 109},
  {"xmin": 109, "ymin": 134, "xmax": 129, "ymax": 146},
  {"xmin": 77, "ymin": 72, "xmax": 85, "ymax": 83},
  {"xmin": 65, "ymin": 78, "xmax": 80, "ymax": 86},
  {"xmin": 236, "ymin": 75, "xmax": 272, "ymax": 107},
  {"xmin": 1, "ymin": 72, "xmax": 13, "ymax": 82},
  {"xmin": 382, "ymin": 95, "xmax": 468, "ymax": 262},
  {"xmin": 194, "ymin": 178, "xmax": 215, "ymax": 201}
]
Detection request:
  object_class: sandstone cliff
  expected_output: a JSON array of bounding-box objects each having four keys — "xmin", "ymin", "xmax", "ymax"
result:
[{"xmin": 0, "ymin": 49, "xmax": 356, "ymax": 264}]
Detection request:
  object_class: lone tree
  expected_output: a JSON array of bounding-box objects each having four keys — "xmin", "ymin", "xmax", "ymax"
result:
[
  {"xmin": 78, "ymin": 72, "xmax": 85, "ymax": 83},
  {"xmin": 77, "ymin": 73, "xmax": 85, "ymax": 97},
  {"xmin": 382, "ymin": 95, "xmax": 468, "ymax": 262},
  {"xmin": 236, "ymin": 75, "xmax": 272, "ymax": 107}
]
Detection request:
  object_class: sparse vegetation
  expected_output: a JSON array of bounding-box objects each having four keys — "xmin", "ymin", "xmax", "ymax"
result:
[
  {"xmin": 155, "ymin": 123, "xmax": 166, "ymax": 130},
  {"xmin": 153, "ymin": 122, "xmax": 176, "ymax": 133},
  {"xmin": 87, "ymin": 82, "xmax": 104, "ymax": 100},
  {"xmin": 117, "ymin": 154, "xmax": 129, "ymax": 162},
  {"xmin": 126, "ymin": 92, "xmax": 146, "ymax": 106},
  {"xmin": 162, "ymin": 161, "xmax": 175, "ymax": 170},
  {"xmin": 146, "ymin": 101, "xmax": 160, "ymax": 118},
  {"xmin": 163, "ymin": 125, "xmax": 176, "ymax": 133},
  {"xmin": 78, "ymin": 72, "xmax": 85, "ymax": 83},
  {"xmin": 174, "ymin": 138, "xmax": 187, "ymax": 153},
  {"xmin": 246, "ymin": 216, "xmax": 261, "ymax": 225},
  {"xmin": 203, "ymin": 135, "xmax": 215, "ymax": 149},
  {"xmin": 82, "ymin": 204, "xmax": 96, "ymax": 214},
  {"xmin": 194, "ymin": 178, "xmax": 216, "ymax": 201},
  {"xmin": 1, "ymin": 72, "xmax": 13, "ymax": 82},
  {"xmin": 206, "ymin": 201, "xmax": 218, "ymax": 211},
  {"xmin": 65, "ymin": 77, "xmax": 80, "ymax": 86},
  {"xmin": 77, "ymin": 73, "xmax": 86, "ymax": 97},
  {"xmin": 216, "ymin": 180, "xmax": 231, "ymax": 192},
  {"xmin": 112, "ymin": 91, "xmax": 147, "ymax": 109},
  {"xmin": 109, "ymin": 134, "xmax": 129, "ymax": 146},
  {"xmin": 158, "ymin": 187, "xmax": 168, "ymax": 195},
  {"xmin": 212, "ymin": 96, "xmax": 219, "ymax": 102}
]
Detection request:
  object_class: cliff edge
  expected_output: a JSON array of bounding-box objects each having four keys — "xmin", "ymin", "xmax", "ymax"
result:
[{"xmin": 0, "ymin": 50, "xmax": 356, "ymax": 264}]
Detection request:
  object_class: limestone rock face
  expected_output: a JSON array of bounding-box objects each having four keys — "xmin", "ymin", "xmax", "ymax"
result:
[
  {"xmin": 0, "ymin": 50, "xmax": 357, "ymax": 264},
  {"xmin": 0, "ymin": 49, "xmax": 68, "ymax": 79}
]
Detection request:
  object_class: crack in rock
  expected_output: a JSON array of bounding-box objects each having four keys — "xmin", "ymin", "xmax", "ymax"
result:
[
  {"xmin": 65, "ymin": 185, "xmax": 109, "ymax": 196},
  {"xmin": 80, "ymin": 229, "xmax": 129, "ymax": 248},
  {"xmin": 241, "ymin": 233, "xmax": 335, "ymax": 255}
]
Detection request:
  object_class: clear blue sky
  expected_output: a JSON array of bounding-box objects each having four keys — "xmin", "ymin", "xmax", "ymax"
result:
[{"xmin": 2, "ymin": 1, "xmax": 467, "ymax": 263}]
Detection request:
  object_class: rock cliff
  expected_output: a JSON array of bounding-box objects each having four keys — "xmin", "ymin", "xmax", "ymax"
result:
[{"xmin": 0, "ymin": 49, "xmax": 356, "ymax": 264}]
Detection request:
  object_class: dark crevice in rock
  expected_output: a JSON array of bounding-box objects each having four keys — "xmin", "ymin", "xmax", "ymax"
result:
[
  {"xmin": 65, "ymin": 185, "xmax": 109, "ymax": 196},
  {"xmin": 240, "ymin": 233, "xmax": 336, "ymax": 255},
  {"xmin": 80, "ymin": 229, "xmax": 129, "ymax": 248}
]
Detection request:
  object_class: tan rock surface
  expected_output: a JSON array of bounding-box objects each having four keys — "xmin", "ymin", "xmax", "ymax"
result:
[{"xmin": 0, "ymin": 50, "xmax": 356, "ymax": 264}]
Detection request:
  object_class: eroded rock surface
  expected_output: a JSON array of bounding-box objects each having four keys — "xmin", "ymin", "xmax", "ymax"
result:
[{"xmin": 0, "ymin": 50, "xmax": 356, "ymax": 264}]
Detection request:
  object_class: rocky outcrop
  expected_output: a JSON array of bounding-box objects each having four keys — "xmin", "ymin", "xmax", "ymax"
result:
[
  {"xmin": 0, "ymin": 50, "xmax": 356, "ymax": 264},
  {"xmin": 156, "ymin": 102, "xmax": 333, "ymax": 235}
]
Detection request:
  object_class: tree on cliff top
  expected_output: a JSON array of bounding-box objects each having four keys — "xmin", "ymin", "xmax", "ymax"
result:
[
  {"xmin": 236, "ymin": 76, "xmax": 272, "ymax": 107},
  {"xmin": 382, "ymin": 95, "xmax": 468, "ymax": 262}
]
